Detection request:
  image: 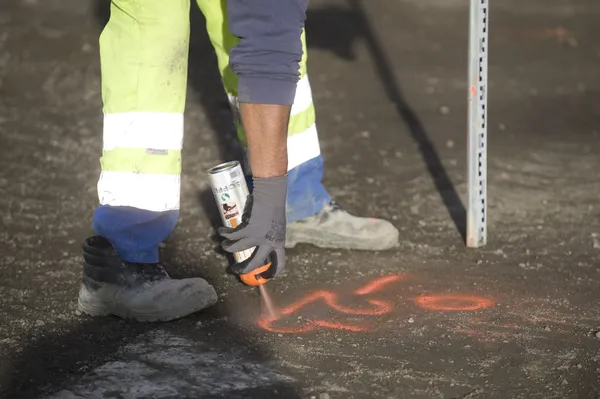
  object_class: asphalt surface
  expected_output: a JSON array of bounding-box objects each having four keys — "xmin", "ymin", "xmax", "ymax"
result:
[{"xmin": 1, "ymin": 0, "xmax": 600, "ymax": 398}]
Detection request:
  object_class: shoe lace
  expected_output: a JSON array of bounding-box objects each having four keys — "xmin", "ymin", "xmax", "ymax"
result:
[
  {"xmin": 328, "ymin": 201, "xmax": 344, "ymax": 212},
  {"xmin": 138, "ymin": 263, "xmax": 170, "ymax": 280}
]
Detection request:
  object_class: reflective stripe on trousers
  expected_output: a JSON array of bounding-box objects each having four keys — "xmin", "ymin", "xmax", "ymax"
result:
[{"xmin": 93, "ymin": 0, "xmax": 331, "ymax": 263}]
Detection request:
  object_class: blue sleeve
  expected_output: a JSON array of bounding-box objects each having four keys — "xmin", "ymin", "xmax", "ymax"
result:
[{"xmin": 227, "ymin": 0, "xmax": 308, "ymax": 105}]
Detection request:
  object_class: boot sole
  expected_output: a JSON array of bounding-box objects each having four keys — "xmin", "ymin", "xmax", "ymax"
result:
[
  {"xmin": 77, "ymin": 299, "xmax": 206, "ymax": 322},
  {"xmin": 285, "ymin": 230, "xmax": 400, "ymax": 251},
  {"xmin": 77, "ymin": 284, "xmax": 217, "ymax": 322}
]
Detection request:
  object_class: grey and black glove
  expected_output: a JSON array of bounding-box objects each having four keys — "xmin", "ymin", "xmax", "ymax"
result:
[{"xmin": 218, "ymin": 175, "xmax": 287, "ymax": 279}]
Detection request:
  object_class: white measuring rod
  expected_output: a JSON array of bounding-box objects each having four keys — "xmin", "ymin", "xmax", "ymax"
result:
[{"xmin": 466, "ymin": 0, "xmax": 489, "ymax": 248}]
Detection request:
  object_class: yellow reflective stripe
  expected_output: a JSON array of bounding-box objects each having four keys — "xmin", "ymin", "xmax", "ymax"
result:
[
  {"xmin": 100, "ymin": 148, "xmax": 181, "ymax": 175},
  {"xmin": 299, "ymin": 29, "xmax": 308, "ymax": 77},
  {"xmin": 288, "ymin": 104, "xmax": 315, "ymax": 137}
]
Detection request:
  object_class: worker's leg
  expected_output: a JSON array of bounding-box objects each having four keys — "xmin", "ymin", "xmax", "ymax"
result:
[
  {"xmin": 93, "ymin": 0, "xmax": 190, "ymax": 263},
  {"xmin": 197, "ymin": 0, "xmax": 399, "ymax": 250},
  {"xmin": 79, "ymin": 0, "xmax": 217, "ymax": 322}
]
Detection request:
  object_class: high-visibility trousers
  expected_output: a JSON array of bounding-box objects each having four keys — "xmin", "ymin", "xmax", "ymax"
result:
[{"xmin": 92, "ymin": 0, "xmax": 331, "ymax": 263}]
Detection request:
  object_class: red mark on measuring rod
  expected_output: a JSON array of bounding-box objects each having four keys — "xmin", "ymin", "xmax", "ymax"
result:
[
  {"xmin": 415, "ymin": 294, "xmax": 495, "ymax": 311},
  {"xmin": 257, "ymin": 275, "xmax": 406, "ymax": 334}
]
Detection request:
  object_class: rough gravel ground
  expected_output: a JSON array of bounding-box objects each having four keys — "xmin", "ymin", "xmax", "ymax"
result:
[{"xmin": 1, "ymin": 0, "xmax": 599, "ymax": 398}]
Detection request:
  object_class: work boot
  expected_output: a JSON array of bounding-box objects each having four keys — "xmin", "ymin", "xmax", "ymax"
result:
[
  {"xmin": 285, "ymin": 202, "xmax": 400, "ymax": 251},
  {"xmin": 77, "ymin": 236, "xmax": 217, "ymax": 322}
]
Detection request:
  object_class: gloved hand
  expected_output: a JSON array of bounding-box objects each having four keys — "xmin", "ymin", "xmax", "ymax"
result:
[{"xmin": 218, "ymin": 175, "xmax": 287, "ymax": 279}]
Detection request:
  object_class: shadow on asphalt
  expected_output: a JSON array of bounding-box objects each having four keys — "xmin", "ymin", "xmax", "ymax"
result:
[
  {"xmin": 0, "ymin": 311, "xmax": 302, "ymax": 399},
  {"xmin": 0, "ymin": 319, "xmax": 153, "ymax": 398},
  {"xmin": 0, "ymin": 0, "xmax": 464, "ymax": 397},
  {"xmin": 338, "ymin": 0, "xmax": 466, "ymax": 240}
]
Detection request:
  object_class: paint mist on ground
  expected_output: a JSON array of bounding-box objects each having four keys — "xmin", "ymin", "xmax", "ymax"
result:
[{"xmin": 259, "ymin": 284, "xmax": 279, "ymax": 319}]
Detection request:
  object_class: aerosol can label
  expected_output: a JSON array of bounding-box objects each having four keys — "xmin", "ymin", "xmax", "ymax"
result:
[{"xmin": 208, "ymin": 161, "xmax": 255, "ymax": 263}]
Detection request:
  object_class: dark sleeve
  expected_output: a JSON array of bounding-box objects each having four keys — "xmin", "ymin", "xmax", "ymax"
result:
[{"xmin": 227, "ymin": 0, "xmax": 308, "ymax": 105}]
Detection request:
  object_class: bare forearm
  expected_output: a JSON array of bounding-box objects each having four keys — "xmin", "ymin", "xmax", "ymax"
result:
[
  {"xmin": 227, "ymin": 0, "xmax": 308, "ymax": 178},
  {"xmin": 240, "ymin": 103, "xmax": 290, "ymax": 178}
]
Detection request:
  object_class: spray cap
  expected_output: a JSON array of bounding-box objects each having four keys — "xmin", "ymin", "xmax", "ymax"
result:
[{"xmin": 239, "ymin": 263, "xmax": 274, "ymax": 286}]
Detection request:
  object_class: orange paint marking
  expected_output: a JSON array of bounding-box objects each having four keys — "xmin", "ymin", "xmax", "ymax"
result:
[
  {"xmin": 354, "ymin": 275, "xmax": 405, "ymax": 295},
  {"xmin": 470, "ymin": 85, "xmax": 477, "ymax": 96},
  {"xmin": 257, "ymin": 317, "xmax": 368, "ymax": 334},
  {"xmin": 278, "ymin": 290, "xmax": 393, "ymax": 316},
  {"xmin": 415, "ymin": 294, "xmax": 495, "ymax": 311},
  {"xmin": 257, "ymin": 275, "xmax": 496, "ymax": 334},
  {"xmin": 520, "ymin": 26, "xmax": 575, "ymax": 43},
  {"xmin": 541, "ymin": 26, "xmax": 572, "ymax": 40},
  {"xmin": 258, "ymin": 275, "xmax": 404, "ymax": 333}
]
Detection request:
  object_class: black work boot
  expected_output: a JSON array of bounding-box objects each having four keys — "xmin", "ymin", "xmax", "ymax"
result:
[{"xmin": 77, "ymin": 236, "xmax": 217, "ymax": 322}]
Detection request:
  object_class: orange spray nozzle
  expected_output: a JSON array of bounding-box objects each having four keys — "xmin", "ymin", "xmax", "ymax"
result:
[{"xmin": 239, "ymin": 263, "xmax": 272, "ymax": 286}]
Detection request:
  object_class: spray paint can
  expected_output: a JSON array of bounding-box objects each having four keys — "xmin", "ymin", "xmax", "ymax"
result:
[{"xmin": 207, "ymin": 161, "xmax": 271, "ymax": 286}]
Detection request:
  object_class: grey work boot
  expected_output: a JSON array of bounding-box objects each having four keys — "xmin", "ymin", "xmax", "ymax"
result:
[
  {"xmin": 77, "ymin": 236, "xmax": 217, "ymax": 322},
  {"xmin": 285, "ymin": 202, "xmax": 400, "ymax": 251}
]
